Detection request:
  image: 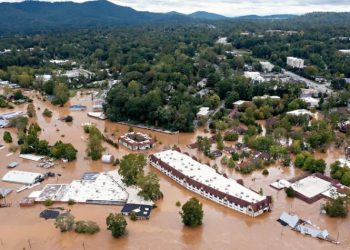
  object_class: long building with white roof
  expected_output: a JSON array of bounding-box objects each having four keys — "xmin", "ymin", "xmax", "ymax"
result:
[{"xmin": 150, "ymin": 150, "xmax": 272, "ymax": 217}]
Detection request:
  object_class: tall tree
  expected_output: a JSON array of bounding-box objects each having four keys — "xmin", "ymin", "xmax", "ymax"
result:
[
  {"xmin": 53, "ymin": 82, "xmax": 69, "ymax": 106},
  {"xmin": 119, "ymin": 154, "xmax": 146, "ymax": 186}
]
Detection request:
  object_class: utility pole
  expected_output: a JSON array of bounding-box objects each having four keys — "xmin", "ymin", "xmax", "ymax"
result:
[{"xmin": 28, "ymin": 239, "xmax": 31, "ymax": 249}]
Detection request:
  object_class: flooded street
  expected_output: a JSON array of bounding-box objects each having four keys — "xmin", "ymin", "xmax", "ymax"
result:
[{"xmin": 0, "ymin": 90, "xmax": 349, "ymax": 250}]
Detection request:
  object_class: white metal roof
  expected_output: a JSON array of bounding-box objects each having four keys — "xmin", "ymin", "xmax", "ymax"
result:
[
  {"xmin": 19, "ymin": 154, "xmax": 45, "ymax": 162},
  {"xmin": 291, "ymin": 175, "xmax": 332, "ymax": 198},
  {"xmin": 2, "ymin": 170, "xmax": 43, "ymax": 185}
]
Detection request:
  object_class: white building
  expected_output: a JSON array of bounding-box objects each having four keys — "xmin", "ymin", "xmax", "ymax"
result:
[
  {"xmin": 286, "ymin": 109, "xmax": 314, "ymax": 117},
  {"xmin": 244, "ymin": 71, "xmax": 265, "ymax": 83},
  {"xmin": 35, "ymin": 74, "xmax": 52, "ymax": 83},
  {"xmin": 300, "ymin": 97, "xmax": 319, "ymax": 109},
  {"xmin": 287, "ymin": 57, "xmax": 304, "ymax": 69},
  {"xmin": 253, "ymin": 95, "xmax": 280, "ymax": 101},
  {"xmin": 63, "ymin": 69, "xmax": 94, "ymax": 80},
  {"xmin": 260, "ymin": 61, "xmax": 274, "ymax": 72},
  {"xmin": 197, "ymin": 78, "xmax": 207, "ymax": 88},
  {"xmin": 2, "ymin": 170, "xmax": 43, "ymax": 185},
  {"xmin": 339, "ymin": 50, "xmax": 350, "ymax": 55},
  {"xmin": 49, "ymin": 59, "xmax": 70, "ymax": 65},
  {"xmin": 197, "ymin": 107, "xmax": 210, "ymax": 118},
  {"xmin": 233, "ymin": 100, "xmax": 249, "ymax": 108},
  {"xmin": 33, "ymin": 171, "xmax": 153, "ymax": 206},
  {"xmin": 150, "ymin": 150, "xmax": 272, "ymax": 217}
]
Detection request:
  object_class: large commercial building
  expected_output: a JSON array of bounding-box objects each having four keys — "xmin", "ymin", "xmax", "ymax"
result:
[
  {"xmin": 150, "ymin": 150, "xmax": 272, "ymax": 217},
  {"xmin": 287, "ymin": 57, "xmax": 304, "ymax": 69}
]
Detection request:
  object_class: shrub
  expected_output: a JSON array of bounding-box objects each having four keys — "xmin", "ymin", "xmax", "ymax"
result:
[
  {"xmin": 285, "ymin": 187, "xmax": 295, "ymax": 198},
  {"xmin": 43, "ymin": 198, "xmax": 54, "ymax": 207},
  {"xmin": 129, "ymin": 212, "xmax": 137, "ymax": 221},
  {"xmin": 262, "ymin": 169, "xmax": 269, "ymax": 176},
  {"xmin": 42, "ymin": 108, "xmax": 53, "ymax": 118},
  {"xmin": 3, "ymin": 131, "xmax": 12, "ymax": 143},
  {"xmin": 176, "ymin": 201, "xmax": 181, "ymax": 207},
  {"xmin": 224, "ymin": 133, "xmax": 238, "ymax": 141},
  {"xmin": 55, "ymin": 213, "xmax": 75, "ymax": 232},
  {"xmin": 64, "ymin": 115, "xmax": 73, "ymax": 122},
  {"xmin": 75, "ymin": 220, "xmax": 100, "ymax": 234},
  {"xmin": 68, "ymin": 199, "xmax": 76, "ymax": 206}
]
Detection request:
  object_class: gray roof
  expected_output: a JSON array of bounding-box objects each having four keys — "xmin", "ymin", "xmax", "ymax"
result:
[
  {"xmin": 298, "ymin": 225, "xmax": 329, "ymax": 239},
  {"xmin": 279, "ymin": 212, "xmax": 300, "ymax": 228}
]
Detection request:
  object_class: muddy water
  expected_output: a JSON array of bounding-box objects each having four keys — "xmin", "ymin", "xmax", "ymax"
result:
[{"xmin": 0, "ymin": 90, "xmax": 349, "ymax": 250}]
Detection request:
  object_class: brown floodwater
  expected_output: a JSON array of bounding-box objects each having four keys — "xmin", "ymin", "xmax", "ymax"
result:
[{"xmin": 0, "ymin": 90, "xmax": 349, "ymax": 250}]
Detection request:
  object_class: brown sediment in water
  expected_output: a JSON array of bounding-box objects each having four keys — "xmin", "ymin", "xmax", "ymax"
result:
[{"xmin": 0, "ymin": 90, "xmax": 349, "ymax": 250}]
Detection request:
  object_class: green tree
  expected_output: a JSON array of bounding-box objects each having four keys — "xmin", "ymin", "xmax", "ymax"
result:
[
  {"xmin": 50, "ymin": 141, "xmax": 77, "ymax": 161},
  {"xmin": 3, "ymin": 131, "xmax": 12, "ymax": 143},
  {"xmin": 53, "ymin": 82, "xmax": 69, "ymax": 106},
  {"xmin": 180, "ymin": 197, "xmax": 204, "ymax": 227},
  {"xmin": 324, "ymin": 197, "xmax": 348, "ymax": 218},
  {"xmin": 119, "ymin": 154, "xmax": 146, "ymax": 186},
  {"xmin": 86, "ymin": 126, "xmax": 104, "ymax": 160},
  {"xmin": 106, "ymin": 213, "xmax": 127, "ymax": 238},
  {"xmin": 285, "ymin": 187, "xmax": 295, "ymax": 198},
  {"xmin": 216, "ymin": 132, "xmax": 224, "ymax": 150},
  {"xmin": 137, "ymin": 172, "xmax": 163, "ymax": 201}
]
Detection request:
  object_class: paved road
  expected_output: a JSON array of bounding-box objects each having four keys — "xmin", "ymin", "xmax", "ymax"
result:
[{"xmin": 282, "ymin": 69, "xmax": 333, "ymax": 94}]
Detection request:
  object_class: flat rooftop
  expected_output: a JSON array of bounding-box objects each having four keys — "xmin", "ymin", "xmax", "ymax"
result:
[
  {"xmin": 34, "ymin": 171, "xmax": 153, "ymax": 206},
  {"xmin": 291, "ymin": 175, "xmax": 333, "ymax": 198},
  {"xmin": 2, "ymin": 170, "xmax": 43, "ymax": 185},
  {"xmin": 153, "ymin": 150, "xmax": 266, "ymax": 204}
]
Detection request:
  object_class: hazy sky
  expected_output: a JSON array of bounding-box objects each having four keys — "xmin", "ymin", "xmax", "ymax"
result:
[{"xmin": 3, "ymin": 0, "xmax": 350, "ymax": 16}]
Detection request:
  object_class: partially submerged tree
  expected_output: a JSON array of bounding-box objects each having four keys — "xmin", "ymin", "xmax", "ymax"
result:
[
  {"xmin": 86, "ymin": 126, "xmax": 104, "ymax": 160},
  {"xmin": 55, "ymin": 213, "xmax": 75, "ymax": 232},
  {"xmin": 26, "ymin": 103, "xmax": 36, "ymax": 118},
  {"xmin": 180, "ymin": 197, "xmax": 204, "ymax": 227},
  {"xmin": 137, "ymin": 172, "xmax": 163, "ymax": 201},
  {"xmin": 75, "ymin": 220, "xmax": 100, "ymax": 234},
  {"xmin": 106, "ymin": 213, "xmax": 127, "ymax": 238},
  {"xmin": 119, "ymin": 154, "xmax": 146, "ymax": 186},
  {"xmin": 53, "ymin": 82, "xmax": 69, "ymax": 106},
  {"xmin": 3, "ymin": 131, "xmax": 12, "ymax": 143},
  {"xmin": 324, "ymin": 196, "xmax": 348, "ymax": 218}
]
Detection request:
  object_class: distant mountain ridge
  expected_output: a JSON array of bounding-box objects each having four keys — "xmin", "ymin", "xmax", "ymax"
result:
[
  {"xmin": 0, "ymin": 1, "xmax": 348, "ymax": 33},
  {"xmin": 0, "ymin": 0, "xmax": 192, "ymax": 32},
  {"xmin": 189, "ymin": 11, "xmax": 228, "ymax": 20}
]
